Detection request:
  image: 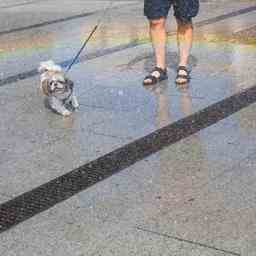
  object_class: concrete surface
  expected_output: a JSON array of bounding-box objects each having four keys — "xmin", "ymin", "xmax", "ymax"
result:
[{"xmin": 0, "ymin": 0, "xmax": 256, "ymax": 255}]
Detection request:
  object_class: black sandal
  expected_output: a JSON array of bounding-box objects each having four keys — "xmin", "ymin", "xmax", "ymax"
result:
[
  {"xmin": 175, "ymin": 66, "xmax": 190, "ymax": 85},
  {"xmin": 143, "ymin": 67, "xmax": 168, "ymax": 86}
]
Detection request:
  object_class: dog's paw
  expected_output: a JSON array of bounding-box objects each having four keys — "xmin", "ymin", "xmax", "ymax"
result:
[
  {"xmin": 62, "ymin": 110, "xmax": 72, "ymax": 116},
  {"xmin": 72, "ymin": 97, "xmax": 79, "ymax": 109},
  {"xmin": 73, "ymin": 102, "xmax": 79, "ymax": 109}
]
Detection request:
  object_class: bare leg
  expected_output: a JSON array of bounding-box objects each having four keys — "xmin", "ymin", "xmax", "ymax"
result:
[
  {"xmin": 176, "ymin": 19, "xmax": 193, "ymax": 84},
  {"xmin": 150, "ymin": 17, "xmax": 167, "ymax": 70},
  {"xmin": 144, "ymin": 17, "xmax": 167, "ymax": 84}
]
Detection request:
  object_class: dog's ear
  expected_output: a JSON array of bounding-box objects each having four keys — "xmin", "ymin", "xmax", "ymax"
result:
[
  {"xmin": 40, "ymin": 79, "xmax": 50, "ymax": 96},
  {"xmin": 38, "ymin": 60, "xmax": 62, "ymax": 73}
]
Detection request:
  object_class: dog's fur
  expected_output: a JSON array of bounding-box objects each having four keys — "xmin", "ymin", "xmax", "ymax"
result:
[{"xmin": 38, "ymin": 60, "xmax": 79, "ymax": 116}]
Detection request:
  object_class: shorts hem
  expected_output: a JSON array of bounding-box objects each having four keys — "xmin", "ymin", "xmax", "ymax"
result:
[
  {"xmin": 174, "ymin": 14, "xmax": 193, "ymax": 23},
  {"xmin": 144, "ymin": 13, "xmax": 169, "ymax": 20}
]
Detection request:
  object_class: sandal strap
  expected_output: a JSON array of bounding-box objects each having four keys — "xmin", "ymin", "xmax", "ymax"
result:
[
  {"xmin": 143, "ymin": 67, "xmax": 168, "ymax": 85},
  {"xmin": 144, "ymin": 75, "xmax": 158, "ymax": 84},
  {"xmin": 176, "ymin": 74, "xmax": 189, "ymax": 79},
  {"xmin": 152, "ymin": 66, "xmax": 167, "ymax": 75},
  {"xmin": 177, "ymin": 66, "xmax": 189, "ymax": 73}
]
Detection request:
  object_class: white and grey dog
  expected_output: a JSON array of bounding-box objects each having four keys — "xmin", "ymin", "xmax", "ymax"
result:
[{"xmin": 38, "ymin": 60, "xmax": 79, "ymax": 116}]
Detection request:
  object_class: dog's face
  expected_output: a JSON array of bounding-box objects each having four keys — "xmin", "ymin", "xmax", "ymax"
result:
[
  {"xmin": 40, "ymin": 70, "xmax": 73, "ymax": 97},
  {"xmin": 39, "ymin": 61, "xmax": 73, "ymax": 97},
  {"xmin": 38, "ymin": 60, "xmax": 78, "ymax": 115},
  {"xmin": 47, "ymin": 72, "xmax": 66, "ymax": 93}
]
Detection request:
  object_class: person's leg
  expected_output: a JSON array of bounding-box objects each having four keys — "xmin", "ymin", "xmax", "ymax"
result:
[
  {"xmin": 176, "ymin": 19, "xmax": 193, "ymax": 67},
  {"xmin": 143, "ymin": 18, "xmax": 167, "ymax": 85},
  {"xmin": 143, "ymin": 0, "xmax": 171, "ymax": 85},
  {"xmin": 150, "ymin": 17, "xmax": 167, "ymax": 70},
  {"xmin": 175, "ymin": 18, "xmax": 193, "ymax": 84}
]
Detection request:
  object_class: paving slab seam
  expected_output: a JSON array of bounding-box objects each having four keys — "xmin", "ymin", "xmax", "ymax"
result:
[
  {"xmin": 88, "ymin": 131, "xmax": 132, "ymax": 141},
  {"xmin": 1, "ymin": 4, "xmax": 256, "ymax": 87},
  {"xmin": 79, "ymin": 103, "xmax": 111, "ymax": 110},
  {"xmin": 87, "ymin": 120, "xmax": 131, "ymax": 140},
  {"xmin": 0, "ymin": 2, "xmax": 139, "ymax": 37},
  {"xmin": 136, "ymin": 226, "xmax": 241, "ymax": 256},
  {"xmin": 0, "ymin": 0, "xmax": 50, "ymax": 10},
  {"xmin": 1, "ymin": 84, "xmax": 256, "ymax": 234}
]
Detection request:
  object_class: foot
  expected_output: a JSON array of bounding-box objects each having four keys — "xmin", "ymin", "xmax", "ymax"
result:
[
  {"xmin": 143, "ymin": 67, "xmax": 168, "ymax": 86},
  {"xmin": 62, "ymin": 110, "xmax": 72, "ymax": 116},
  {"xmin": 175, "ymin": 66, "xmax": 190, "ymax": 85}
]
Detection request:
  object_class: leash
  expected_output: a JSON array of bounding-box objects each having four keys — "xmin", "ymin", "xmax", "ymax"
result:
[{"xmin": 65, "ymin": 1, "xmax": 113, "ymax": 74}]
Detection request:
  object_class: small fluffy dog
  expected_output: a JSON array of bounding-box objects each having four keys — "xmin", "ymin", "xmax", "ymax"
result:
[{"xmin": 38, "ymin": 60, "xmax": 79, "ymax": 116}]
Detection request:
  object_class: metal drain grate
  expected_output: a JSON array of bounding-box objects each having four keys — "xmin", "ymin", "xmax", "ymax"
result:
[{"xmin": 1, "ymin": 84, "xmax": 256, "ymax": 233}]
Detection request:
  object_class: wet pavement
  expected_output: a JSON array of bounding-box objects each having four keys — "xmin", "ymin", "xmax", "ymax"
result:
[{"xmin": 1, "ymin": 0, "xmax": 256, "ymax": 255}]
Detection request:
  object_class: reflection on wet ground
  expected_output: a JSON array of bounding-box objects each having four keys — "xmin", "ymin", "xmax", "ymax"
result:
[{"xmin": 0, "ymin": 0, "xmax": 256, "ymax": 81}]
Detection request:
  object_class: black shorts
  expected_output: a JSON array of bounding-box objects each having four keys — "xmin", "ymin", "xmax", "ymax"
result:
[{"xmin": 144, "ymin": 0, "xmax": 199, "ymax": 22}]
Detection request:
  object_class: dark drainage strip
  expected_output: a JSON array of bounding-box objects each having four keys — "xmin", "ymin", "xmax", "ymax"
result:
[
  {"xmin": 1, "ymin": 84, "xmax": 256, "ymax": 233},
  {"xmin": 195, "ymin": 5, "xmax": 256, "ymax": 27},
  {"xmin": 0, "ymin": 41, "xmax": 140, "ymax": 87},
  {"xmin": 0, "ymin": 2, "xmax": 138, "ymax": 37},
  {"xmin": 1, "ymin": 5, "xmax": 256, "ymax": 87},
  {"xmin": 0, "ymin": 11, "xmax": 95, "ymax": 37}
]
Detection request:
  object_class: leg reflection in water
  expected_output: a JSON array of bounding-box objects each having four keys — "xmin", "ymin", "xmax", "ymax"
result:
[
  {"xmin": 144, "ymin": 82, "xmax": 211, "ymax": 224},
  {"xmin": 145, "ymin": 80, "xmax": 193, "ymax": 129}
]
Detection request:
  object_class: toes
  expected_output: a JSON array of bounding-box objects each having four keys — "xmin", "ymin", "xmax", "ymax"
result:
[
  {"xmin": 143, "ymin": 78, "xmax": 152, "ymax": 84},
  {"xmin": 176, "ymin": 77, "xmax": 187, "ymax": 83}
]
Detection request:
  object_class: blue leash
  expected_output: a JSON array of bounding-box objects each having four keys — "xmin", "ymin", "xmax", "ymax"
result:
[{"xmin": 65, "ymin": 2, "xmax": 113, "ymax": 74}]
